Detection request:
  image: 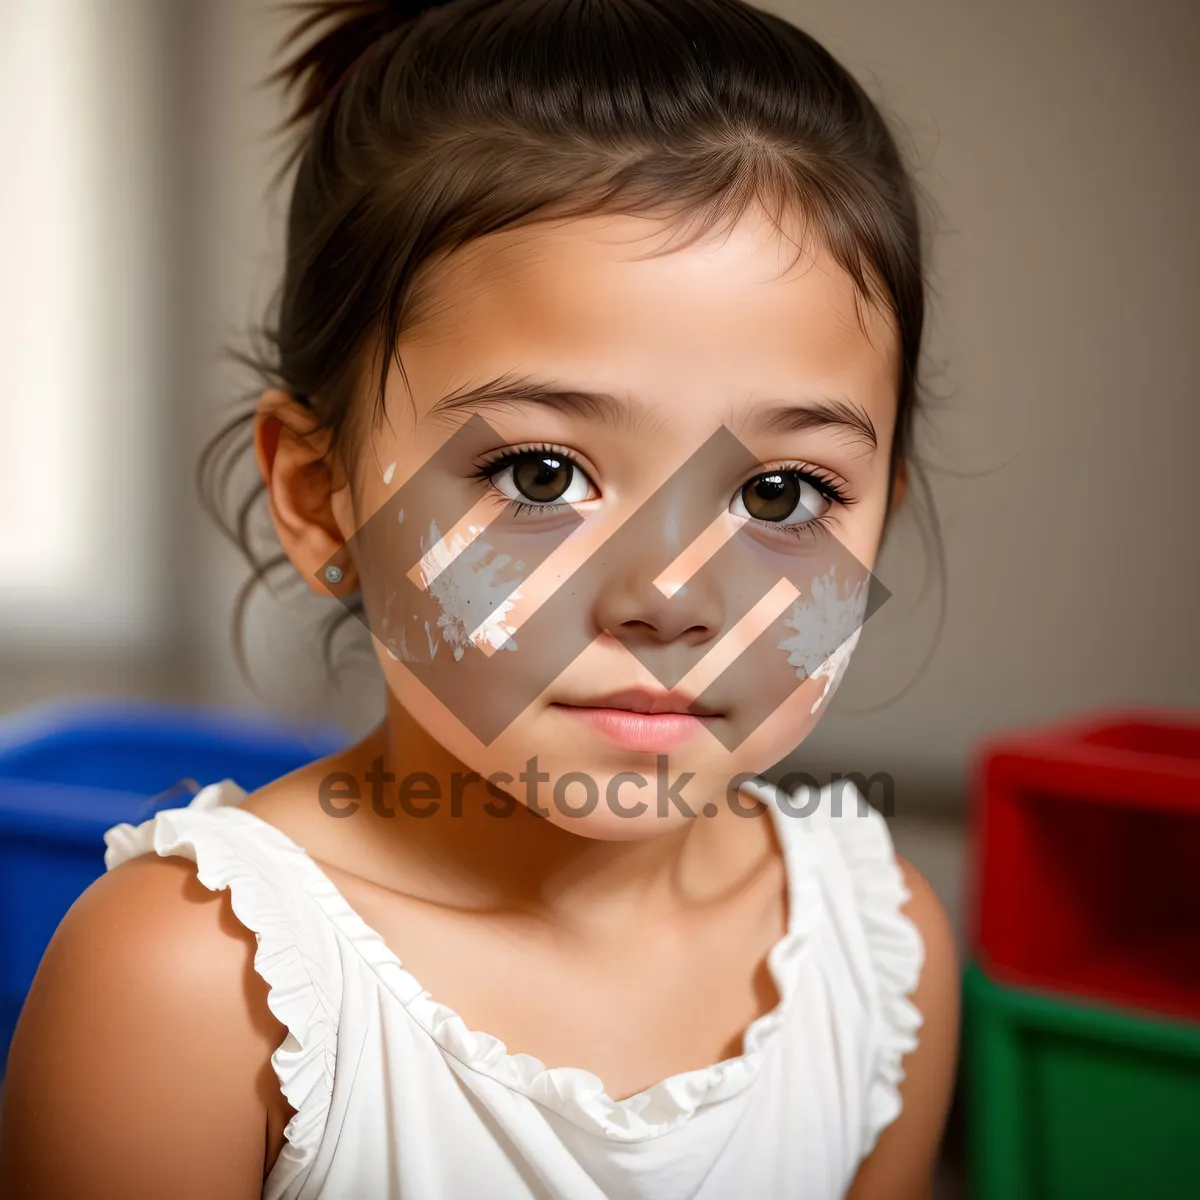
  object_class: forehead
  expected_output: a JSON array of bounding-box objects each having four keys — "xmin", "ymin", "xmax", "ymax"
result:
[{"xmin": 400, "ymin": 209, "xmax": 900, "ymax": 425}]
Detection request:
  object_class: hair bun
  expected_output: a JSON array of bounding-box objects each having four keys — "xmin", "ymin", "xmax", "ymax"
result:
[
  {"xmin": 275, "ymin": 0, "xmax": 462, "ymax": 133},
  {"xmin": 387, "ymin": 0, "xmax": 459, "ymax": 12}
]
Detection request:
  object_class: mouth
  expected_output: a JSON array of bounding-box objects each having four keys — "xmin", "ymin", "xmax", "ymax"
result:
[
  {"xmin": 559, "ymin": 688, "xmax": 721, "ymax": 717},
  {"xmin": 550, "ymin": 689, "xmax": 722, "ymax": 753}
]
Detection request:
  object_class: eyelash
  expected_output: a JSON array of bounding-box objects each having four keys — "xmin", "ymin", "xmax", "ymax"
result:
[
  {"xmin": 770, "ymin": 461, "xmax": 854, "ymax": 506},
  {"xmin": 761, "ymin": 461, "xmax": 853, "ymax": 542},
  {"xmin": 470, "ymin": 444, "xmax": 856, "ymax": 536},
  {"xmin": 470, "ymin": 443, "xmax": 591, "ymax": 518}
]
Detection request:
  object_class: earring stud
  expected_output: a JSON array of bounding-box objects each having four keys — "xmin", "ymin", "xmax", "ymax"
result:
[{"xmin": 325, "ymin": 565, "xmax": 344, "ymax": 585}]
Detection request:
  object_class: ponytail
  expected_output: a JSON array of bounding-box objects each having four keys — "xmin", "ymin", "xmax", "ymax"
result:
[{"xmin": 271, "ymin": 0, "xmax": 457, "ymax": 131}]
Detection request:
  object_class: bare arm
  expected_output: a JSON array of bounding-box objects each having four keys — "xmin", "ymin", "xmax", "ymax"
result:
[
  {"xmin": 0, "ymin": 855, "xmax": 289, "ymax": 1200},
  {"xmin": 844, "ymin": 856, "xmax": 961, "ymax": 1200}
]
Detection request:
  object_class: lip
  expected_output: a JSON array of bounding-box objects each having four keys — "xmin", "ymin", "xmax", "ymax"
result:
[
  {"xmin": 551, "ymin": 689, "xmax": 722, "ymax": 753},
  {"xmin": 562, "ymin": 688, "xmax": 721, "ymax": 718},
  {"xmin": 554, "ymin": 706, "xmax": 711, "ymax": 752}
]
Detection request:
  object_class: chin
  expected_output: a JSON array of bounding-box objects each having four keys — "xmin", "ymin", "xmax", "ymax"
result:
[
  {"xmin": 533, "ymin": 801, "xmax": 700, "ymax": 842},
  {"xmin": 478, "ymin": 732, "xmax": 770, "ymax": 839}
]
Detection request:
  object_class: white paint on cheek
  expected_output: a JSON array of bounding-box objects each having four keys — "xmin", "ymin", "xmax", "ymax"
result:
[
  {"xmin": 417, "ymin": 520, "xmax": 523, "ymax": 660},
  {"xmin": 386, "ymin": 584, "xmax": 431, "ymax": 664},
  {"xmin": 469, "ymin": 587, "xmax": 522, "ymax": 654},
  {"xmin": 382, "ymin": 461, "xmax": 396, "ymax": 485},
  {"xmin": 806, "ymin": 626, "xmax": 862, "ymax": 714},
  {"xmin": 777, "ymin": 567, "xmax": 868, "ymax": 715},
  {"xmin": 423, "ymin": 620, "xmax": 439, "ymax": 660},
  {"xmin": 397, "ymin": 508, "xmax": 405, "ymax": 525}
]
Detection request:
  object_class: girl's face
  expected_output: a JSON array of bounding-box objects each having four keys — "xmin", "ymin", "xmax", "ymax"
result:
[{"xmin": 330, "ymin": 208, "xmax": 902, "ymax": 838}]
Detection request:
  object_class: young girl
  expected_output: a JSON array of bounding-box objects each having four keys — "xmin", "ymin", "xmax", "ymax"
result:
[{"xmin": 0, "ymin": 1, "xmax": 958, "ymax": 1196}]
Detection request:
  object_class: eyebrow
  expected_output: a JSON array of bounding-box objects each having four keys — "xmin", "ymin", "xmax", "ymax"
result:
[
  {"xmin": 426, "ymin": 374, "xmax": 878, "ymax": 452},
  {"xmin": 426, "ymin": 376, "xmax": 633, "ymax": 428},
  {"xmin": 747, "ymin": 397, "xmax": 878, "ymax": 452}
]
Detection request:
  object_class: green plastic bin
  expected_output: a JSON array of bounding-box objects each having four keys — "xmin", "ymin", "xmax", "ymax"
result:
[{"xmin": 964, "ymin": 963, "xmax": 1200, "ymax": 1200}]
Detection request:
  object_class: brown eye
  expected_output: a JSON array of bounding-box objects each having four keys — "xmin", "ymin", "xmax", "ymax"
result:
[
  {"xmin": 513, "ymin": 454, "xmax": 572, "ymax": 502},
  {"xmin": 741, "ymin": 473, "xmax": 800, "ymax": 522},
  {"xmin": 732, "ymin": 471, "xmax": 830, "ymax": 527},
  {"xmin": 489, "ymin": 450, "xmax": 596, "ymax": 506}
]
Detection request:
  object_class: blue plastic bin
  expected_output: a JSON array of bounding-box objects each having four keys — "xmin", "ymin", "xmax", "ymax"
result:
[{"xmin": 0, "ymin": 700, "xmax": 349, "ymax": 1071}]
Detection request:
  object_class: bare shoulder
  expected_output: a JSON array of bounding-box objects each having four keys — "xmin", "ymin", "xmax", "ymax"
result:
[
  {"xmin": 844, "ymin": 855, "xmax": 961, "ymax": 1200},
  {"xmin": 895, "ymin": 855, "xmax": 960, "ymax": 1096},
  {"xmin": 0, "ymin": 854, "xmax": 288, "ymax": 1200},
  {"xmin": 896, "ymin": 856, "xmax": 959, "ymax": 1001}
]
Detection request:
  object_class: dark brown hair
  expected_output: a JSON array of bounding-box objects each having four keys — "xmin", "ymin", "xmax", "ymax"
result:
[{"xmin": 200, "ymin": 0, "xmax": 943, "ymax": 678}]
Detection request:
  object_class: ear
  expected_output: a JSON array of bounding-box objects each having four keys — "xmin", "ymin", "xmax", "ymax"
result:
[
  {"xmin": 254, "ymin": 389, "xmax": 357, "ymax": 594},
  {"xmin": 889, "ymin": 458, "xmax": 909, "ymax": 512}
]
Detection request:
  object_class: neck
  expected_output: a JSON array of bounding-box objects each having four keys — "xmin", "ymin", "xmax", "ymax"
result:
[{"xmin": 324, "ymin": 698, "xmax": 782, "ymax": 939}]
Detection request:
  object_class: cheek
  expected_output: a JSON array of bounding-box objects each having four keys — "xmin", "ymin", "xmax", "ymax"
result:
[
  {"xmin": 784, "ymin": 622, "xmax": 862, "ymax": 717},
  {"xmin": 355, "ymin": 502, "xmax": 596, "ymax": 770},
  {"xmin": 836, "ymin": 471, "xmax": 894, "ymax": 574}
]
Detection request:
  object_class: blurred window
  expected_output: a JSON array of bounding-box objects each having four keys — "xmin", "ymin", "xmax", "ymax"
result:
[{"xmin": 0, "ymin": 0, "xmax": 164, "ymax": 649}]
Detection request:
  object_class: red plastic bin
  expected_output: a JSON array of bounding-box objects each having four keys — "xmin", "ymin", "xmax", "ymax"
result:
[{"xmin": 971, "ymin": 708, "xmax": 1200, "ymax": 1022}]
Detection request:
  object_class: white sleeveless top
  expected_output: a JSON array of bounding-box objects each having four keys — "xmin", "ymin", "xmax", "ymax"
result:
[{"xmin": 103, "ymin": 776, "xmax": 923, "ymax": 1200}]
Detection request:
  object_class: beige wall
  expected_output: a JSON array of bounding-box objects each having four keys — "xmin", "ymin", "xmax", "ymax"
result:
[
  {"xmin": 14, "ymin": 0, "xmax": 1194, "ymax": 814},
  {"xmin": 762, "ymin": 0, "xmax": 1200, "ymax": 803}
]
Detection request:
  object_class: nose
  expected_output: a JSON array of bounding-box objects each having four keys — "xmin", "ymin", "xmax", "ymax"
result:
[
  {"xmin": 590, "ymin": 496, "xmax": 726, "ymax": 651},
  {"xmin": 582, "ymin": 425, "xmax": 766, "ymax": 665},
  {"xmin": 593, "ymin": 559, "xmax": 725, "ymax": 648}
]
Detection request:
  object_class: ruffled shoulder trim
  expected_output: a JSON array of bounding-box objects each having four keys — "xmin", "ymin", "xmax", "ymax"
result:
[
  {"xmin": 103, "ymin": 781, "xmax": 340, "ymax": 1198},
  {"xmin": 819, "ymin": 784, "xmax": 925, "ymax": 1157},
  {"xmin": 282, "ymin": 780, "xmax": 829, "ymax": 1143}
]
